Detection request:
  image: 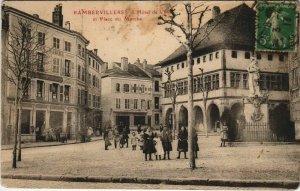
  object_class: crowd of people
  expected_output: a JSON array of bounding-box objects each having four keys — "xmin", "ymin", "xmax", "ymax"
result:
[{"xmin": 103, "ymin": 124, "xmax": 201, "ymax": 161}]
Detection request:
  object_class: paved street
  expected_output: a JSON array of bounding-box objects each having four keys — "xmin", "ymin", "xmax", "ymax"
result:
[
  {"xmin": 1, "ymin": 136, "xmax": 299, "ymax": 189},
  {"xmin": 1, "ymin": 179, "xmax": 289, "ymax": 190}
]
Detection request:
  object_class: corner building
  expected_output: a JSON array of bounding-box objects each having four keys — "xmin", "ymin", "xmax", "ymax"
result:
[
  {"xmin": 157, "ymin": 4, "xmax": 294, "ymax": 141},
  {"xmin": 1, "ymin": 4, "xmax": 103, "ymax": 143}
]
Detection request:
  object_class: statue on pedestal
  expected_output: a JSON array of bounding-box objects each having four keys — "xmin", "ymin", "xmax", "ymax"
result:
[{"xmin": 248, "ymin": 57, "xmax": 261, "ymax": 97}]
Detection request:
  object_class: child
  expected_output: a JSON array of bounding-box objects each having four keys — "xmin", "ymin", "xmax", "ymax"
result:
[
  {"xmin": 138, "ymin": 130, "xmax": 144, "ymax": 150},
  {"xmin": 131, "ymin": 132, "xmax": 138, "ymax": 150},
  {"xmin": 154, "ymin": 133, "xmax": 164, "ymax": 160},
  {"xmin": 220, "ymin": 122, "xmax": 228, "ymax": 147}
]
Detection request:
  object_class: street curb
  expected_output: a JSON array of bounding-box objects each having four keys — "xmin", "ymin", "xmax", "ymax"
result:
[
  {"xmin": 1, "ymin": 138, "xmax": 102, "ymax": 151},
  {"xmin": 1, "ymin": 174, "xmax": 299, "ymax": 189}
]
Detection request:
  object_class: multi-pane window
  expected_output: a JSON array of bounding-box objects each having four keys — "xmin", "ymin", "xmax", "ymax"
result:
[
  {"xmin": 231, "ymin": 51, "xmax": 237, "ymax": 58},
  {"xmin": 134, "ymin": 99, "xmax": 138, "ymax": 109},
  {"xmin": 205, "ymin": 76, "xmax": 211, "ymax": 90},
  {"xmin": 92, "ymin": 75, "xmax": 96, "ymax": 87},
  {"xmin": 53, "ymin": 58, "xmax": 59, "ymax": 73},
  {"xmin": 123, "ymin": 84, "xmax": 129, "ymax": 92},
  {"xmin": 53, "ymin": 37, "xmax": 60, "ymax": 49},
  {"xmin": 37, "ymin": 80, "xmax": 44, "ymax": 98},
  {"xmin": 64, "ymin": 85, "xmax": 70, "ymax": 101},
  {"xmin": 243, "ymin": 73, "xmax": 248, "ymax": 89},
  {"xmin": 116, "ymin": 98, "xmax": 121, "ymax": 109},
  {"xmin": 37, "ymin": 53, "xmax": 44, "ymax": 72},
  {"xmin": 38, "ymin": 32, "xmax": 45, "ymax": 45},
  {"xmin": 183, "ymin": 81, "xmax": 188, "ymax": 94},
  {"xmin": 65, "ymin": 60, "xmax": 71, "ymax": 76},
  {"xmin": 51, "ymin": 83, "xmax": 58, "ymax": 100},
  {"xmin": 65, "ymin": 41, "xmax": 71, "ymax": 52},
  {"xmin": 212, "ymin": 74, "xmax": 219, "ymax": 90},
  {"xmin": 78, "ymin": 65, "xmax": 81, "ymax": 79},
  {"xmin": 59, "ymin": 86, "xmax": 64, "ymax": 102},
  {"xmin": 125, "ymin": 99, "xmax": 130, "ymax": 109},
  {"xmin": 116, "ymin": 83, "xmax": 120, "ymax": 92},
  {"xmin": 154, "ymin": 97, "xmax": 159, "ymax": 109},
  {"xmin": 230, "ymin": 72, "xmax": 240, "ymax": 88},
  {"xmin": 261, "ymin": 74, "xmax": 284, "ymax": 90}
]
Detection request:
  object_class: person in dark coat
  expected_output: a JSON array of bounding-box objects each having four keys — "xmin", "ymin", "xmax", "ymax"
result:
[
  {"xmin": 192, "ymin": 128, "xmax": 199, "ymax": 158},
  {"xmin": 161, "ymin": 125, "xmax": 172, "ymax": 160},
  {"xmin": 122, "ymin": 126, "xmax": 129, "ymax": 148},
  {"xmin": 177, "ymin": 126, "xmax": 188, "ymax": 159},
  {"xmin": 103, "ymin": 129, "xmax": 111, "ymax": 150},
  {"xmin": 143, "ymin": 127, "xmax": 156, "ymax": 161},
  {"xmin": 137, "ymin": 124, "xmax": 141, "ymax": 134}
]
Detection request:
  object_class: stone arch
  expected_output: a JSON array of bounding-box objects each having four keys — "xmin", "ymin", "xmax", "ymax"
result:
[
  {"xmin": 230, "ymin": 102, "xmax": 244, "ymax": 140},
  {"xmin": 207, "ymin": 103, "xmax": 220, "ymax": 132},
  {"xmin": 269, "ymin": 103, "xmax": 295, "ymax": 141},
  {"xmin": 178, "ymin": 105, "xmax": 188, "ymax": 127},
  {"xmin": 193, "ymin": 106, "xmax": 204, "ymax": 133},
  {"xmin": 165, "ymin": 108, "xmax": 173, "ymax": 129}
]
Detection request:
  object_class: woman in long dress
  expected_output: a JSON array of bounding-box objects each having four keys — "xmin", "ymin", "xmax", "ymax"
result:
[
  {"xmin": 143, "ymin": 127, "xmax": 156, "ymax": 161},
  {"xmin": 177, "ymin": 126, "xmax": 188, "ymax": 159}
]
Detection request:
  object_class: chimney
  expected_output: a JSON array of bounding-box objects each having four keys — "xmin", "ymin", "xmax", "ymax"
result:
[
  {"xmin": 121, "ymin": 57, "xmax": 128, "ymax": 71},
  {"xmin": 212, "ymin": 6, "xmax": 221, "ymax": 19},
  {"xmin": 52, "ymin": 4, "xmax": 63, "ymax": 27},
  {"xmin": 93, "ymin": 49, "xmax": 98, "ymax": 55},
  {"xmin": 33, "ymin": 14, "xmax": 39, "ymax": 18},
  {"xmin": 142, "ymin": 59, "xmax": 147, "ymax": 69},
  {"xmin": 65, "ymin": 21, "xmax": 70, "ymax": 30}
]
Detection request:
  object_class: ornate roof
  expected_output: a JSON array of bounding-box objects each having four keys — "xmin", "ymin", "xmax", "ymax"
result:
[{"xmin": 157, "ymin": 3, "xmax": 255, "ymax": 66}]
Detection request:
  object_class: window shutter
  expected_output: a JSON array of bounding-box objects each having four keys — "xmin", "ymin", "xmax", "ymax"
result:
[
  {"xmin": 31, "ymin": 80, "xmax": 36, "ymax": 99},
  {"xmin": 60, "ymin": 59, "xmax": 65, "ymax": 76}
]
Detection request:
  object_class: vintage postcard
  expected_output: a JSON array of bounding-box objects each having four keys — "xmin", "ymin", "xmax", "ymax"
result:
[{"xmin": 1, "ymin": 0, "xmax": 299, "ymax": 190}]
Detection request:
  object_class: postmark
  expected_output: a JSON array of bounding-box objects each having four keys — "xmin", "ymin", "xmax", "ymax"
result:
[{"xmin": 256, "ymin": 2, "xmax": 297, "ymax": 52}]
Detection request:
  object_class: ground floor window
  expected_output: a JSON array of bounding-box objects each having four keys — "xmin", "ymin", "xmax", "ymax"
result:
[
  {"xmin": 21, "ymin": 110, "xmax": 31, "ymax": 134},
  {"xmin": 134, "ymin": 116, "xmax": 145, "ymax": 126}
]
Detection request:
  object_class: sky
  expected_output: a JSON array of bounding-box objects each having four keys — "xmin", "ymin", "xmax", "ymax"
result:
[{"xmin": 4, "ymin": 1, "xmax": 253, "ymax": 65}]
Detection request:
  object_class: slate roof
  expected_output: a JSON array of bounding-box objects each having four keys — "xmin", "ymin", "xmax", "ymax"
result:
[
  {"xmin": 157, "ymin": 3, "xmax": 255, "ymax": 66},
  {"xmin": 102, "ymin": 63, "xmax": 151, "ymax": 79},
  {"xmin": 145, "ymin": 64, "xmax": 162, "ymax": 77}
]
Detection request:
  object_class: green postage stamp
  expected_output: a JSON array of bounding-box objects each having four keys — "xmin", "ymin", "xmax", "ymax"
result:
[{"xmin": 256, "ymin": 2, "xmax": 297, "ymax": 52}]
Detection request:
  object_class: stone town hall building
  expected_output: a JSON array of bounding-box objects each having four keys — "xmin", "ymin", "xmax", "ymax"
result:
[
  {"xmin": 1, "ymin": 4, "xmax": 104, "ymax": 144},
  {"xmin": 156, "ymin": 4, "xmax": 295, "ymax": 141}
]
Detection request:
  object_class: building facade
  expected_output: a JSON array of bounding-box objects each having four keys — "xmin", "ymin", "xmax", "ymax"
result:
[
  {"xmin": 1, "ymin": 4, "xmax": 103, "ymax": 144},
  {"xmin": 156, "ymin": 4, "xmax": 294, "ymax": 141},
  {"xmin": 101, "ymin": 57, "xmax": 161, "ymax": 130},
  {"xmin": 289, "ymin": 11, "xmax": 300, "ymax": 141}
]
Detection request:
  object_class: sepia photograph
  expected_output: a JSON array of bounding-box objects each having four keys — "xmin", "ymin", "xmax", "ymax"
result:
[{"xmin": 0, "ymin": 0, "xmax": 299, "ymax": 190}]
